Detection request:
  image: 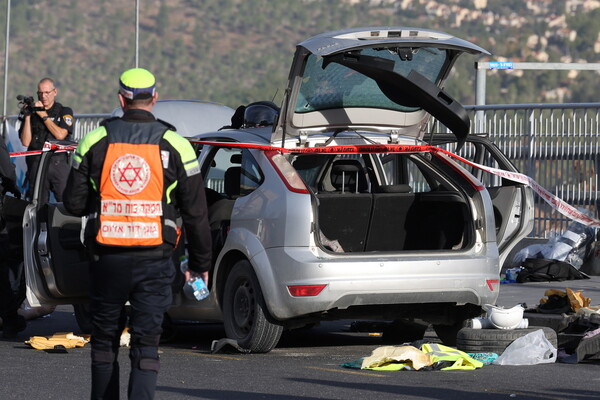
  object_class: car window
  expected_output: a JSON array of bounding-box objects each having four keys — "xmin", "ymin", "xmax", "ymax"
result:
[
  {"xmin": 379, "ymin": 153, "xmax": 433, "ymax": 193},
  {"xmin": 240, "ymin": 150, "xmax": 263, "ymax": 195},
  {"xmin": 295, "ymin": 47, "xmax": 448, "ymax": 113},
  {"xmin": 205, "ymin": 147, "xmax": 242, "ymax": 196},
  {"xmin": 406, "ymin": 160, "xmax": 432, "ymax": 193},
  {"xmin": 292, "ymin": 154, "xmax": 372, "ymax": 193},
  {"xmin": 436, "ymin": 139, "xmax": 512, "ymax": 188},
  {"xmin": 292, "ymin": 154, "xmax": 332, "ymax": 191},
  {"xmin": 456, "ymin": 141, "xmax": 505, "ymax": 187},
  {"xmin": 204, "ymin": 147, "xmax": 263, "ymax": 198}
]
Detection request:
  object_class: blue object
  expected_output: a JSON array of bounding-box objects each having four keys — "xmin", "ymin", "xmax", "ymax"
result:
[{"xmin": 189, "ymin": 277, "xmax": 209, "ymax": 301}]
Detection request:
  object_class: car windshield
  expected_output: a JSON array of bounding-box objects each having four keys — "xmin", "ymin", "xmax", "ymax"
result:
[{"xmin": 295, "ymin": 46, "xmax": 449, "ymax": 114}]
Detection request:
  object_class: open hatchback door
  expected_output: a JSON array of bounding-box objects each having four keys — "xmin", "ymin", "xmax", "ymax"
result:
[{"xmin": 273, "ymin": 26, "xmax": 490, "ymax": 149}]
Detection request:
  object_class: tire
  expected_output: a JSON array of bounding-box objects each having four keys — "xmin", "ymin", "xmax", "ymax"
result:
[
  {"xmin": 456, "ymin": 326, "xmax": 557, "ymax": 354},
  {"xmin": 223, "ymin": 260, "xmax": 283, "ymax": 353}
]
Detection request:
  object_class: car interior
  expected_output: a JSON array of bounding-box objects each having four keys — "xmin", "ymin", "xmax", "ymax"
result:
[{"xmin": 294, "ymin": 153, "xmax": 471, "ymax": 253}]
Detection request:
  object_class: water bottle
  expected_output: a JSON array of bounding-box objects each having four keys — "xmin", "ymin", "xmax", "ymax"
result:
[{"xmin": 180, "ymin": 256, "xmax": 209, "ymax": 301}]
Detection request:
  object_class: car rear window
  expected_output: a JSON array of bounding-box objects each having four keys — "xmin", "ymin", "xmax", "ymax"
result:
[{"xmin": 295, "ymin": 47, "xmax": 448, "ymax": 113}]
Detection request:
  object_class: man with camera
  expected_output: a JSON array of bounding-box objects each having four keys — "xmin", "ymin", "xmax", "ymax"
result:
[{"xmin": 18, "ymin": 77, "xmax": 74, "ymax": 202}]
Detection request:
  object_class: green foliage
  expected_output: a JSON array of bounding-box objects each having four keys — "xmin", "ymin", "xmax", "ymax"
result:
[{"xmin": 0, "ymin": 0, "xmax": 598, "ymax": 116}]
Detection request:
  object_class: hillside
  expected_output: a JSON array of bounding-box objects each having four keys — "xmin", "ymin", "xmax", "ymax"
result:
[{"xmin": 1, "ymin": 0, "xmax": 599, "ymax": 116}]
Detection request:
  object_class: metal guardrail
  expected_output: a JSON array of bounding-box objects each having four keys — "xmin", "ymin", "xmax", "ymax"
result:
[
  {"xmin": 433, "ymin": 103, "xmax": 600, "ymax": 238},
  {"xmin": 4, "ymin": 102, "xmax": 600, "ymax": 238}
]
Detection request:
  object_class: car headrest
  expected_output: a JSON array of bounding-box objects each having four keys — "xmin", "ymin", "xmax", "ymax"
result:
[
  {"xmin": 330, "ymin": 159, "xmax": 367, "ymax": 193},
  {"xmin": 224, "ymin": 166, "xmax": 241, "ymax": 199}
]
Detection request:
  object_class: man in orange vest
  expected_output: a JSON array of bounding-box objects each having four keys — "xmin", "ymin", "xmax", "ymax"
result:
[{"xmin": 64, "ymin": 68, "xmax": 212, "ymax": 399}]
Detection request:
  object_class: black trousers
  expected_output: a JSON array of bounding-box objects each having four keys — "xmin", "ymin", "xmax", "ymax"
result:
[
  {"xmin": 89, "ymin": 252, "xmax": 174, "ymax": 400},
  {"xmin": 0, "ymin": 229, "xmax": 25, "ymax": 326},
  {"xmin": 26, "ymin": 153, "xmax": 70, "ymax": 203}
]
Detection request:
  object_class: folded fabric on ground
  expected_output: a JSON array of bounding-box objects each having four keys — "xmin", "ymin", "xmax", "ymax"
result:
[
  {"xmin": 341, "ymin": 344, "xmax": 484, "ymax": 371},
  {"xmin": 361, "ymin": 345, "xmax": 432, "ymax": 371},
  {"xmin": 25, "ymin": 332, "xmax": 89, "ymax": 350}
]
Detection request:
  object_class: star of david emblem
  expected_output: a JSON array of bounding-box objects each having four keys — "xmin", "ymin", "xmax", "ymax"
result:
[
  {"xmin": 110, "ymin": 153, "xmax": 151, "ymax": 195},
  {"xmin": 118, "ymin": 162, "xmax": 144, "ymax": 187}
]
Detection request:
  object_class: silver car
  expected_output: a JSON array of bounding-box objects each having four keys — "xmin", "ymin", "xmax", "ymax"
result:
[{"xmin": 23, "ymin": 27, "xmax": 534, "ymax": 352}]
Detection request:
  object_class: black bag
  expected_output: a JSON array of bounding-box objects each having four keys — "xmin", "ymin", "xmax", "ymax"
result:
[{"xmin": 516, "ymin": 258, "xmax": 590, "ymax": 283}]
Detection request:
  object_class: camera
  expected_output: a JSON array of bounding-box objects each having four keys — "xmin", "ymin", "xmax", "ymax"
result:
[{"xmin": 17, "ymin": 94, "xmax": 44, "ymax": 118}]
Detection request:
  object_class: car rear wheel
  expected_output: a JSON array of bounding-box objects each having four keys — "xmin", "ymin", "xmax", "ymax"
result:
[{"xmin": 223, "ymin": 260, "xmax": 283, "ymax": 353}]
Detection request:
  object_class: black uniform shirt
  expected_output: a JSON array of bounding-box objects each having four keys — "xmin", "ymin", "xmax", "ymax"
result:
[{"xmin": 19, "ymin": 102, "xmax": 75, "ymax": 152}]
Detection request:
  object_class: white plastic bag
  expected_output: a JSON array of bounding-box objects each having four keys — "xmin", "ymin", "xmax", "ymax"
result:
[{"xmin": 493, "ymin": 329, "xmax": 557, "ymax": 365}]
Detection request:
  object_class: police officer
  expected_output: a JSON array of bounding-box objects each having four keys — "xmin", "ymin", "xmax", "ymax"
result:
[
  {"xmin": 63, "ymin": 68, "xmax": 212, "ymax": 399},
  {"xmin": 19, "ymin": 77, "xmax": 74, "ymax": 202}
]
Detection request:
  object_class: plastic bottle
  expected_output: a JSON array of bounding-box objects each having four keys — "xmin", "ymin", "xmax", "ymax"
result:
[{"xmin": 180, "ymin": 256, "xmax": 209, "ymax": 301}]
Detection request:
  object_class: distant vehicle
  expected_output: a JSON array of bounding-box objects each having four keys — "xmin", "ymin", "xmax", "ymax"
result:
[
  {"xmin": 110, "ymin": 99, "xmax": 234, "ymax": 137},
  {"xmin": 24, "ymin": 26, "xmax": 534, "ymax": 352}
]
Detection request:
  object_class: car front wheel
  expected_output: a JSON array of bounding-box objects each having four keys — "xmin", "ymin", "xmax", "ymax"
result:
[{"xmin": 223, "ymin": 260, "xmax": 283, "ymax": 353}]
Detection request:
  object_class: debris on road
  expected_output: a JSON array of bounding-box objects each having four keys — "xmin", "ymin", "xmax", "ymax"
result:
[{"xmin": 25, "ymin": 332, "xmax": 89, "ymax": 350}]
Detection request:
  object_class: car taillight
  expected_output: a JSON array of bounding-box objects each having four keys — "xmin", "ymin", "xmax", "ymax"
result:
[
  {"xmin": 287, "ymin": 284, "xmax": 327, "ymax": 297},
  {"xmin": 486, "ymin": 279, "xmax": 499, "ymax": 292},
  {"xmin": 265, "ymin": 150, "xmax": 309, "ymax": 194}
]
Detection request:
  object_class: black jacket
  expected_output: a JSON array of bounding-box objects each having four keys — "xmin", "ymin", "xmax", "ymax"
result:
[{"xmin": 63, "ymin": 109, "xmax": 212, "ymax": 273}]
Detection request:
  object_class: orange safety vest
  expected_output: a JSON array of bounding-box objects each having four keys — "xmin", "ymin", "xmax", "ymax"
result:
[{"xmin": 96, "ymin": 120, "xmax": 168, "ymax": 247}]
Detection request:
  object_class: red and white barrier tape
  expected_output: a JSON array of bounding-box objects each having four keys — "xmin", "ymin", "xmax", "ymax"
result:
[
  {"xmin": 12, "ymin": 140, "xmax": 600, "ymax": 227},
  {"xmin": 432, "ymin": 147, "xmax": 600, "ymax": 228},
  {"xmin": 9, "ymin": 142, "xmax": 77, "ymax": 158}
]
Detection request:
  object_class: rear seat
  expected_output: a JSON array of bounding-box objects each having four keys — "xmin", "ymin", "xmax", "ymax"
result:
[
  {"xmin": 314, "ymin": 159, "xmax": 468, "ymax": 252},
  {"xmin": 317, "ymin": 159, "xmax": 372, "ymax": 252},
  {"xmin": 364, "ymin": 185, "xmax": 415, "ymax": 252},
  {"xmin": 318, "ymin": 183, "xmax": 468, "ymax": 252},
  {"xmin": 317, "ymin": 193, "xmax": 372, "ymax": 252}
]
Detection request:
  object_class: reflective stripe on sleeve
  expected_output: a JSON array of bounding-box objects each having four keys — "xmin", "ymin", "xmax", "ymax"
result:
[
  {"xmin": 163, "ymin": 130, "xmax": 200, "ymax": 177},
  {"xmin": 73, "ymin": 127, "xmax": 108, "ymax": 169}
]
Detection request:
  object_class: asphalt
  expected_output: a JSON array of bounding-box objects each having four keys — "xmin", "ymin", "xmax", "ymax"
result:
[
  {"xmin": 2, "ymin": 268, "xmax": 599, "ymax": 400},
  {"xmin": 496, "ymin": 274, "xmax": 600, "ymax": 309}
]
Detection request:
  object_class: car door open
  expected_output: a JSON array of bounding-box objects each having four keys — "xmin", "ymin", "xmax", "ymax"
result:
[{"xmin": 23, "ymin": 150, "xmax": 89, "ymax": 307}]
